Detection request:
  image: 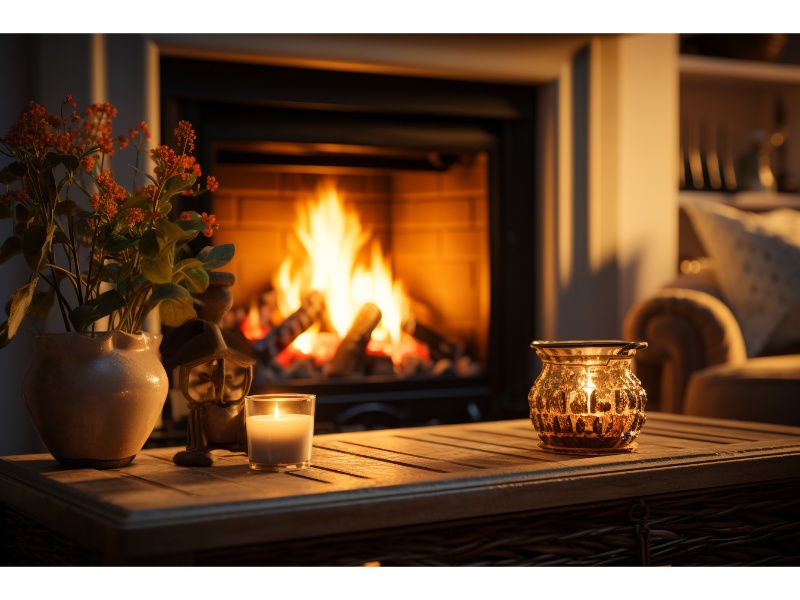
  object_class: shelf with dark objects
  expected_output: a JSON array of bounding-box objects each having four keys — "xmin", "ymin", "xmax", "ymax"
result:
[
  {"xmin": 679, "ymin": 37, "xmax": 800, "ymax": 198},
  {"xmin": 2, "ymin": 412, "xmax": 799, "ymax": 566}
]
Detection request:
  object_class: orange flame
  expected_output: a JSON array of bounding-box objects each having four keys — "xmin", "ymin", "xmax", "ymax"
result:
[
  {"xmin": 273, "ymin": 181, "xmax": 415, "ymax": 364},
  {"xmin": 241, "ymin": 299, "xmax": 268, "ymax": 341}
]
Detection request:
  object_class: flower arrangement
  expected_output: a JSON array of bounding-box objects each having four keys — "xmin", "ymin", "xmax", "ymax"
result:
[{"xmin": 0, "ymin": 95, "xmax": 233, "ymax": 347}]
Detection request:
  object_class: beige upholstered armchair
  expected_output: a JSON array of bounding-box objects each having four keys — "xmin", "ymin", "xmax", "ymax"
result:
[
  {"xmin": 623, "ymin": 264, "xmax": 800, "ymax": 426},
  {"xmin": 623, "ymin": 266, "xmax": 745, "ymax": 414}
]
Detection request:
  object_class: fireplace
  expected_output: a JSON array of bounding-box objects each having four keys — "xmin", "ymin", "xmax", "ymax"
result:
[{"xmin": 156, "ymin": 56, "xmax": 539, "ymax": 435}]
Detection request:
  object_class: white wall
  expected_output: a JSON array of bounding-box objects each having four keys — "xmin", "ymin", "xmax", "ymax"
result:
[{"xmin": 537, "ymin": 34, "xmax": 679, "ymax": 341}]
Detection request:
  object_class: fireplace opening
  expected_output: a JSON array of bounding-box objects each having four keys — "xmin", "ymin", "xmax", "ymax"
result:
[
  {"xmin": 214, "ymin": 145, "xmax": 489, "ymax": 382},
  {"xmin": 152, "ymin": 56, "xmax": 539, "ymax": 440}
]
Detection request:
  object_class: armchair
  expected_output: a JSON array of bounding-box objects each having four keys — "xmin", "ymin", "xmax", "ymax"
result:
[{"xmin": 623, "ymin": 264, "xmax": 800, "ymax": 426}]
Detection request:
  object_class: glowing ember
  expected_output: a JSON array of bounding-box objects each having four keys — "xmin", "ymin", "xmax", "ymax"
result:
[{"xmin": 272, "ymin": 180, "xmax": 416, "ymax": 365}]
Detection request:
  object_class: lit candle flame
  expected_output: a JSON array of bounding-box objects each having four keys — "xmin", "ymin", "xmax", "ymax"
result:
[
  {"xmin": 584, "ymin": 371, "xmax": 596, "ymax": 413},
  {"xmin": 583, "ymin": 371, "xmax": 595, "ymax": 394},
  {"xmin": 274, "ymin": 403, "xmax": 280, "ymax": 419}
]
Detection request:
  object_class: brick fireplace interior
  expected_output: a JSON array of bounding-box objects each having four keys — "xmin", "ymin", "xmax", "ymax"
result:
[
  {"xmin": 212, "ymin": 152, "xmax": 489, "ymax": 363},
  {"xmin": 155, "ymin": 55, "xmax": 539, "ymax": 437}
]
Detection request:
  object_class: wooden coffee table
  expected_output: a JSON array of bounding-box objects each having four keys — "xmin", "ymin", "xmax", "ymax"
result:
[{"xmin": 1, "ymin": 411, "xmax": 799, "ymax": 566}]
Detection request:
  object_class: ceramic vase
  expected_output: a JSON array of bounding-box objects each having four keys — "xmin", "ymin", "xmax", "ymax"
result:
[{"xmin": 22, "ymin": 331, "xmax": 168, "ymax": 469}]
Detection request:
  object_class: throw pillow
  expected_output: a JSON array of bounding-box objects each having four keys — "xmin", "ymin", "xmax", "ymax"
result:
[{"xmin": 682, "ymin": 196, "xmax": 800, "ymax": 357}]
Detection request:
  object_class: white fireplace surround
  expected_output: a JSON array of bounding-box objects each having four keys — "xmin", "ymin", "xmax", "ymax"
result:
[{"xmin": 0, "ymin": 33, "xmax": 678, "ymax": 454}]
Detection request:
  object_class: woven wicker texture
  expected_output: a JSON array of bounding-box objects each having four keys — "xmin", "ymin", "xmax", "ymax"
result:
[{"xmin": 194, "ymin": 480, "xmax": 800, "ymax": 566}]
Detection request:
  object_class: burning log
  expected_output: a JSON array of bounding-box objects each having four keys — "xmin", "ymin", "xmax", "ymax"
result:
[
  {"xmin": 252, "ymin": 290, "xmax": 326, "ymax": 363},
  {"xmin": 402, "ymin": 315, "xmax": 464, "ymax": 361},
  {"xmin": 326, "ymin": 302, "xmax": 382, "ymax": 377}
]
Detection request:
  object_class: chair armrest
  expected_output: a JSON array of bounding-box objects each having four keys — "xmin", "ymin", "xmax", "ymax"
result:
[{"xmin": 622, "ymin": 288, "xmax": 748, "ymax": 413}]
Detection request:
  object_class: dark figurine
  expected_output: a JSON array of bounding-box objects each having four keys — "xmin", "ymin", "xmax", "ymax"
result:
[{"xmin": 162, "ymin": 272, "xmax": 256, "ymax": 467}]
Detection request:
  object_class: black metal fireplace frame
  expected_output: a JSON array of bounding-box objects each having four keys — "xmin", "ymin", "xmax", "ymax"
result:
[{"xmin": 158, "ymin": 56, "xmax": 538, "ymax": 433}]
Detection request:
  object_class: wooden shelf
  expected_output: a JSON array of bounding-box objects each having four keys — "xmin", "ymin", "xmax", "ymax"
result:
[{"xmin": 680, "ymin": 54, "xmax": 800, "ymax": 86}]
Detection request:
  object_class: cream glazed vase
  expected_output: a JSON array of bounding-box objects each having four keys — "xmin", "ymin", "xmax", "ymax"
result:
[{"xmin": 22, "ymin": 331, "xmax": 168, "ymax": 469}]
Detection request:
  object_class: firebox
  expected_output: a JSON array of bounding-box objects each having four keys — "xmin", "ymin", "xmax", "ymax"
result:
[{"xmin": 154, "ymin": 56, "xmax": 539, "ymax": 438}]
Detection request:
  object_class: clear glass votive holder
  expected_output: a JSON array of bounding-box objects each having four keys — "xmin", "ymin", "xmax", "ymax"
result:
[
  {"xmin": 244, "ymin": 394, "xmax": 316, "ymax": 471},
  {"xmin": 529, "ymin": 341, "xmax": 648, "ymax": 454}
]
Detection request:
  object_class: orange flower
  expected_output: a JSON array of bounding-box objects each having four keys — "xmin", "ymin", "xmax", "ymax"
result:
[
  {"xmin": 125, "ymin": 208, "xmax": 146, "ymax": 227},
  {"xmin": 141, "ymin": 185, "xmax": 158, "ymax": 206},
  {"xmin": 174, "ymin": 120, "xmax": 196, "ymax": 153},
  {"xmin": 129, "ymin": 121, "xmax": 151, "ymax": 141},
  {"xmin": 90, "ymin": 169, "xmax": 127, "ymax": 219},
  {"xmin": 81, "ymin": 156, "xmax": 96, "ymax": 173},
  {"xmin": 1, "ymin": 189, "xmax": 31, "ymax": 207},
  {"xmin": 200, "ymin": 212, "xmax": 219, "ymax": 238}
]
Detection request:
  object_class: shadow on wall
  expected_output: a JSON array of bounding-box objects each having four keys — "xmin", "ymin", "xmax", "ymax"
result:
[
  {"xmin": 0, "ymin": 37, "xmax": 44, "ymax": 456},
  {"xmin": 0, "ymin": 253, "xmax": 47, "ymax": 456}
]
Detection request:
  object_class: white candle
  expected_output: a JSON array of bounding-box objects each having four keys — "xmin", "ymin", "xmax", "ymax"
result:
[{"xmin": 246, "ymin": 404, "xmax": 313, "ymax": 466}]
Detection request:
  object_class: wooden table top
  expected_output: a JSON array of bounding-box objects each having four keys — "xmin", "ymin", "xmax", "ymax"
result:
[{"xmin": 2, "ymin": 411, "xmax": 800, "ymax": 563}]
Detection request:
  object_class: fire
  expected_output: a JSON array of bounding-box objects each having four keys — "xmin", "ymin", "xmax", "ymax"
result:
[
  {"xmin": 241, "ymin": 299, "xmax": 268, "ymax": 341},
  {"xmin": 272, "ymin": 181, "xmax": 415, "ymax": 365}
]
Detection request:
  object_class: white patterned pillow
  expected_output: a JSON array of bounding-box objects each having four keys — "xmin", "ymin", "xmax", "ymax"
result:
[{"xmin": 682, "ymin": 197, "xmax": 800, "ymax": 357}]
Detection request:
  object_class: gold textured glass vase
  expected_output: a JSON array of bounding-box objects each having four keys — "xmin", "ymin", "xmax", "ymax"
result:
[{"xmin": 528, "ymin": 340, "xmax": 648, "ymax": 454}]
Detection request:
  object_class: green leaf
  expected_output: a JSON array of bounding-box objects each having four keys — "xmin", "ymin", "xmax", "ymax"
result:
[
  {"xmin": 173, "ymin": 211, "xmax": 210, "ymax": 235},
  {"xmin": 155, "ymin": 217, "xmax": 195, "ymax": 246},
  {"xmin": 55, "ymin": 199, "xmax": 82, "ymax": 217},
  {"xmin": 73, "ymin": 214, "xmax": 99, "ymax": 246},
  {"xmin": 27, "ymin": 288, "xmax": 55, "ymax": 323},
  {"xmin": 148, "ymin": 282, "xmax": 193, "ymax": 303},
  {"xmin": 5, "ymin": 279, "xmax": 38, "ymax": 340},
  {"xmin": 174, "ymin": 257, "xmax": 204, "ymax": 272},
  {"xmin": 22, "ymin": 223, "xmax": 55, "ymax": 272},
  {"xmin": 138, "ymin": 229, "xmax": 160, "ymax": 259},
  {"xmin": 161, "ymin": 173, "xmax": 194, "ymax": 200},
  {"xmin": 159, "ymin": 296, "xmax": 196, "ymax": 328},
  {"xmin": 104, "ymin": 233, "xmax": 139, "ymax": 253},
  {"xmin": 33, "ymin": 169, "xmax": 58, "ymax": 208},
  {"xmin": 0, "ymin": 161, "xmax": 25, "ymax": 185},
  {"xmin": 45, "ymin": 151, "xmax": 80, "ymax": 172},
  {"xmin": 179, "ymin": 267, "xmax": 209, "ymax": 294},
  {"xmin": 0, "ymin": 236, "xmax": 23, "ymax": 265},
  {"xmin": 14, "ymin": 203, "xmax": 32, "ymax": 227},
  {"xmin": 68, "ymin": 289, "xmax": 126, "ymax": 332},
  {"xmin": 196, "ymin": 244, "xmax": 235, "ymax": 270},
  {"xmin": 142, "ymin": 249, "xmax": 173, "ymax": 284},
  {"xmin": 52, "ymin": 228, "xmax": 71, "ymax": 246},
  {"xmin": 122, "ymin": 190, "xmax": 153, "ymax": 211}
]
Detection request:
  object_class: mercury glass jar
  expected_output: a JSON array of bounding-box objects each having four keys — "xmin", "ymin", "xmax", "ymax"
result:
[{"xmin": 528, "ymin": 341, "xmax": 648, "ymax": 454}]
